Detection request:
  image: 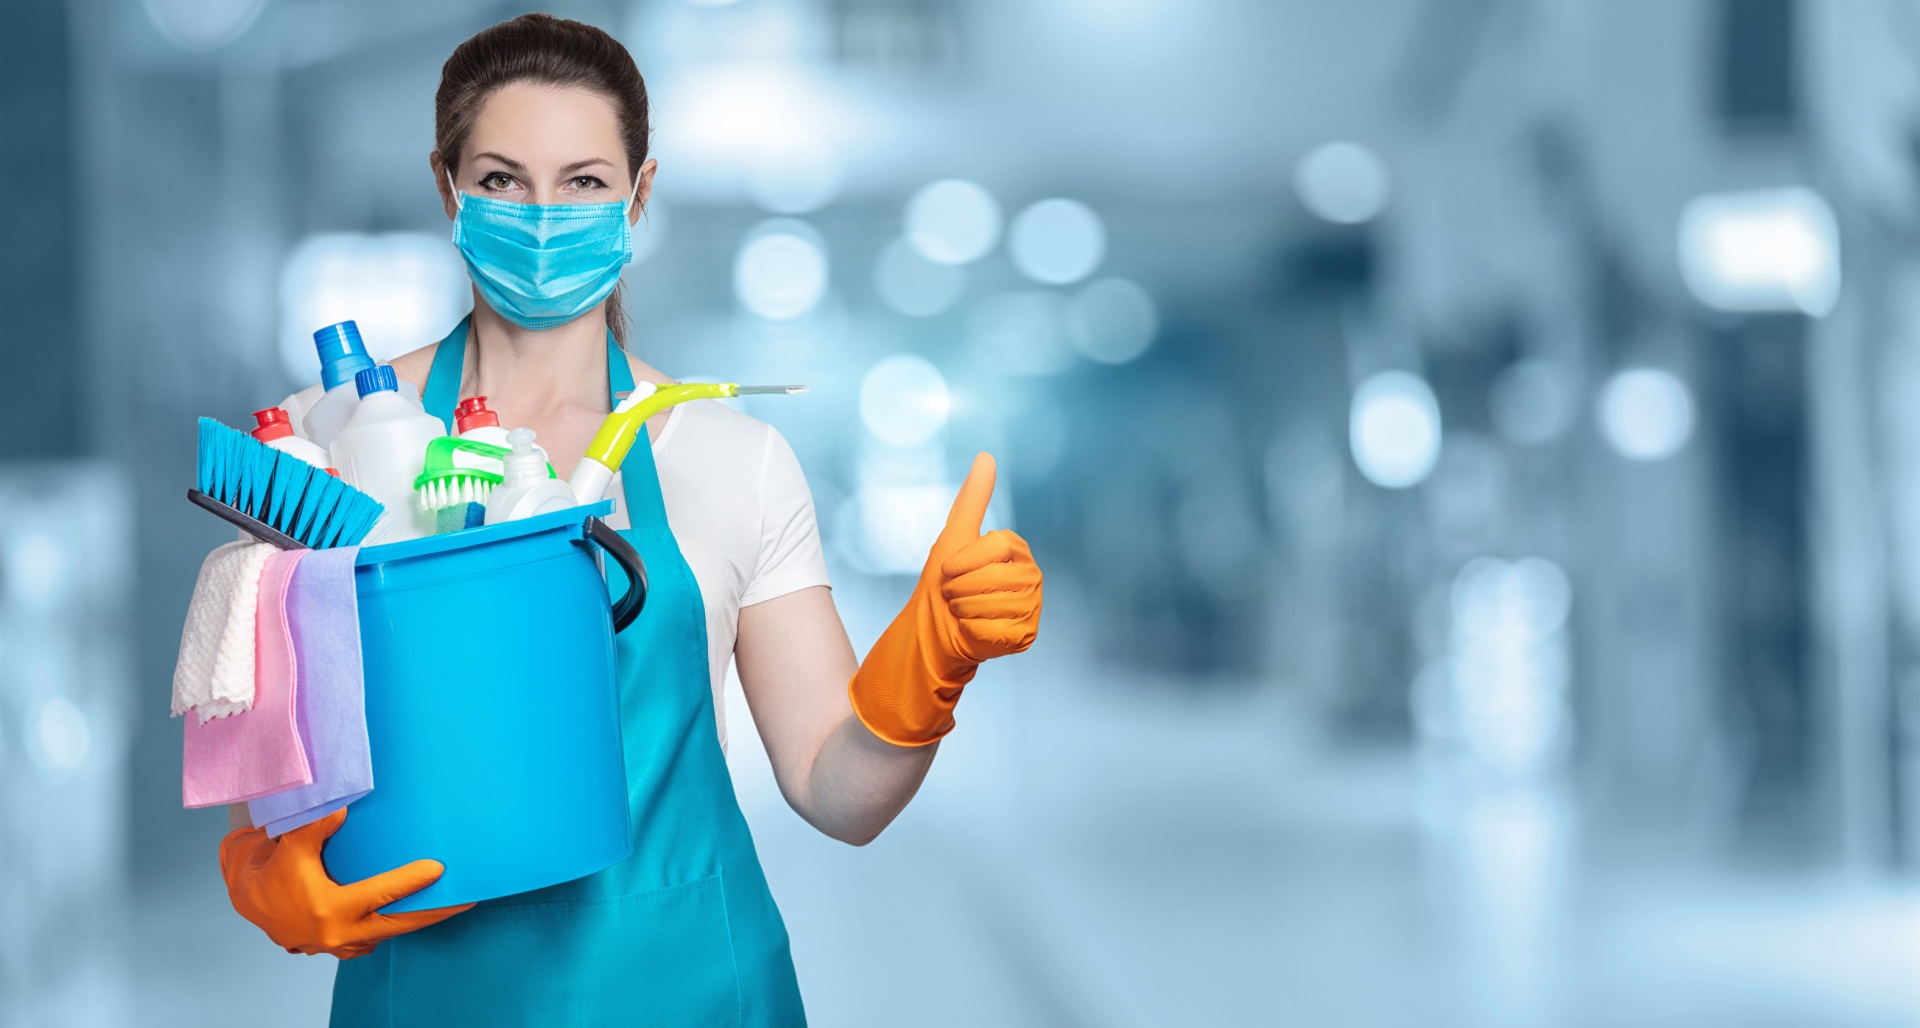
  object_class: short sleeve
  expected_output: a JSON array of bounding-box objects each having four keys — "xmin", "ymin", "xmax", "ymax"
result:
[{"xmin": 739, "ymin": 425, "xmax": 832, "ymax": 607}]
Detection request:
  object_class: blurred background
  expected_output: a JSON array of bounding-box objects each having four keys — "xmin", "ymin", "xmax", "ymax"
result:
[{"xmin": 8, "ymin": 0, "xmax": 1920, "ymax": 1024}]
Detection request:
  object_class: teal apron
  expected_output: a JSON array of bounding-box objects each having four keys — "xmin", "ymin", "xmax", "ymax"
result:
[{"xmin": 330, "ymin": 317, "xmax": 808, "ymax": 1026}]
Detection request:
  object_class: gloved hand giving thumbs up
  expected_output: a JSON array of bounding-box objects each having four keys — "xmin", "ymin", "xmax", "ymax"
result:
[{"xmin": 849, "ymin": 453, "xmax": 1044, "ymax": 746}]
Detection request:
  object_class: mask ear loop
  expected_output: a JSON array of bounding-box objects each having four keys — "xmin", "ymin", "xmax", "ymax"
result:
[
  {"xmin": 445, "ymin": 167, "xmax": 465, "ymax": 212},
  {"xmin": 623, "ymin": 165, "xmax": 645, "ymax": 220}
]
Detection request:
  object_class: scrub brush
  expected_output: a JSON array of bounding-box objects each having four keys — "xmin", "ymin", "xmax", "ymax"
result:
[
  {"xmin": 190, "ymin": 417, "xmax": 384, "ymax": 549},
  {"xmin": 412, "ymin": 435, "xmax": 554, "ymax": 512}
]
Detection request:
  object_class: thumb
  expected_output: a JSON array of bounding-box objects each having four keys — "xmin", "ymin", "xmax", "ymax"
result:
[
  {"xmin": 937, "ymin": 453, "xmax": 997, "ymax": 550},
  {"xmin": 345, "ymin": 858, "xmax": 447, "ymax": 917},
  {"xmin": 278, "ymin": 807, "xmax": 349, "ymax": 858}
]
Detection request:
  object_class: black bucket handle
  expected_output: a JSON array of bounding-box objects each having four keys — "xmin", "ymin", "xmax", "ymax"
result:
[{"xmin": 583, "ymin": 516, "xmax": 647, "ymax": 633}]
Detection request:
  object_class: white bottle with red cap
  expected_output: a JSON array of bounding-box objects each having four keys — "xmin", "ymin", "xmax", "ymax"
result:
[
  {"xmin": 251, "ymin": 408, "xmax": 334, "ymax": 471},
  {"xmin": 454, "ymin": 396, "xmax": 512, "ymax": 449},
  {"xmin": 455, "ymin": 395, "xmax": 555, "ymax": 475}
]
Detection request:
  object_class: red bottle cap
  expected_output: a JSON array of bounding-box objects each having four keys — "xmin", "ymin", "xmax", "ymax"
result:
[
  {"xmin": 251, "ymin": 407, "xmax": 294, "ymax": 442},
  {"xmin": 456, "ymin": 395, "xmax": 500, "ymax": 434}
]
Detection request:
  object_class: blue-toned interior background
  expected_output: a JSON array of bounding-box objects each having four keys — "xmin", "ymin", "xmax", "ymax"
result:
[{"xmin": 8, "ymin": 0, "xmax": 1920, "ymax": 1024}]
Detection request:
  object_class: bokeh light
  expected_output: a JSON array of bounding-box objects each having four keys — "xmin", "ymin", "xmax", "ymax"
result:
[
  {"xmin": 1009, "ymin": 198, "xmax": 1107, "ymax": 285},
  {"xmin": 1293, "ymin": 142, "xmax": 1392, "ymax": 225},
  {"xmin": 1678, "ymin": 187, "xmax": 1840, "ymax": 317},
  {"xmin": 1067, "ymin": 277, "xmax": 1159, "ymax": 364},
  {"xmin": 1350, "ymin": 371, "xmax": 1442, "ymax": 488},
  {"xmin": 1599, "ymin": 368, "xmax": 1694, "ymax": 461},
  {"xmin": 873, "ymin": 239, "xmax": 967, "ymax": 317},
  {"xmin": 734, "ymin": 221, "xmax": 830, "ymax": 320},
  {"xmin": 279, "ymin": 233, "xmax": 470, "ymax": 383},
  {"xmin": 855, "ymin": 486, "xmax": 953, "ymax": 574},
  {"xmin": 860, "ymin": 355, "xmax": 951, "ymax": 447},
  {"xmin": 7, "ymin": 529, "xmax": 67, "ymax": 611},
  {"xmin": 29, "ymin": 697, "xmax": 89, "ymax": 775},
  {"xmin": 1448, "ymin": 557, "xmax": 1574, "ymax": 777},
  {"xmin": 905, "ymin": 180, "xmax": 1002, "ymax": 265}
]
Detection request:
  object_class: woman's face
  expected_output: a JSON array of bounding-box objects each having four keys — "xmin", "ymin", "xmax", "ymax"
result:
[{"xmin": 437, "ymin": 81, "xmax": 654, "ymax": 219}]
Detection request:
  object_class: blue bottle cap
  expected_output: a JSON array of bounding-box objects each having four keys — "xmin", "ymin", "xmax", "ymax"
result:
[
  {"xmin": 314, "ymin": 321, "xmax": 376, "ymax": 391},
  {"xmin": 355, "ymin": 364, "xmax": 399, "ymax": 398}
]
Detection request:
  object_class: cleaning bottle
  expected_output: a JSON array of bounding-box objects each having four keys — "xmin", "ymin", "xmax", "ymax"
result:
[
  {"xmin": 301, "ymin": 321, "xmax": 378, "ymax": 449},
  {"xmin": 250, "ymin": 407, "xmax": 334, "ymax": 473},
  {"xmin": 485, "ymin": 428, "xmax": 579, "ymax": 525},
  {"xmin": 298, "ymin": 321, "xmax": 421, "ymax": 441},
  {"xmin": 454, "ymin": 396, "xmax": 512, "ymax": 449},
  {"xmin": 330, "ymin": 366, "xmax": 445, "ymax": 543}
]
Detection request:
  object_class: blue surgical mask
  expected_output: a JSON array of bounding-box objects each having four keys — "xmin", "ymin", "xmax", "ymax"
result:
[{"xmin": 448, "ymin": 169, "xmax": 640, "ymax": 331}]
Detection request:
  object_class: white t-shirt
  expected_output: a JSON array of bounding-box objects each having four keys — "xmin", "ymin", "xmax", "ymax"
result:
[{"xmin": 277, "ymin": 385, "xmax": 831, "ymax": 750}]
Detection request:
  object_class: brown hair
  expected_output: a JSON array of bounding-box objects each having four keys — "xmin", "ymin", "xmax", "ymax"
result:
[{"xmin": 434, "ymin": 13, "xmax": 650, "ymax": 344}]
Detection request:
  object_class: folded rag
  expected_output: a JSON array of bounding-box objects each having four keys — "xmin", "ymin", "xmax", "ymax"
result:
[
  {"xmin": 183, "ymin": 549, "xmax": 313, "ymax": 808},
  {"xmin": 173, "ymin": 541, "xmax": 276, "ymax": 722},
  {"xmin": 249, "ymin": 546, "xmax": 374, "ymax": 836}
]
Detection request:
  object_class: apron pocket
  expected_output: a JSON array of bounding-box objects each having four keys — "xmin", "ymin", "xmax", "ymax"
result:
[{"xmin": 389, "ymin": 875, "xmax": 743, "ymax": 1027}]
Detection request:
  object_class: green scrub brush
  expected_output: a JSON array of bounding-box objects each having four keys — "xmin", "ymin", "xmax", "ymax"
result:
[
  {"xmin": 413, "ymin": 436, "xmax": 557, "ymax": 534},
  {"xmin": 190, "ymin": 417, "xmax": 384, "ymax": 549},
  {"xmin": 412, "ymin": 435, "xmax": 558, "ymax": 511}
]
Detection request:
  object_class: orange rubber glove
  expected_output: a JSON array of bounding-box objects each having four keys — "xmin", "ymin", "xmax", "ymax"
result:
[
  {"xmin": 849, "ymin": 453, "xmax": 1044, "ymax": 746},
  {"xmin": 219, "ymin": 807, "xmax": 473, "ymax": 960}
]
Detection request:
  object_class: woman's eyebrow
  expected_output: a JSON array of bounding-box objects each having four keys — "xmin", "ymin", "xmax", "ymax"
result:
[
  {"xmin": 560, "ymin": 158, "xmax": 615, "ymax": 175},
  {"xmin": 472, "ymin": 151, "xmax": 526, "ymax": 171}
]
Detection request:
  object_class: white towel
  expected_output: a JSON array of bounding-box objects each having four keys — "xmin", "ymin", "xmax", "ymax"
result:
[{"xmin": 172, "ymin": 541, "xmax": 276, "ymax": 723}]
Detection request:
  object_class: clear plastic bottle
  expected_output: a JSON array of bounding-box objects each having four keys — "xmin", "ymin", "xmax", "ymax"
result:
[
  {"xmin": 484, "ymin": 428, "xmax": 579, "ymax": 525},
  {"xmin": 329, "ymin": 366, "xmax": 446, "ymax": 543}
]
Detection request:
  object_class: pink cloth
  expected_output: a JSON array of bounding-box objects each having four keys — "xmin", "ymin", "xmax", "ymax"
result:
[{"xmin": 182, "ymin": 549, "xmax": 313, "ymax": 808}]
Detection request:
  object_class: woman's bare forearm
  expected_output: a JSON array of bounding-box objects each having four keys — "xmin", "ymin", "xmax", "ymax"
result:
[
  {"xmin": 793, "ymin": 713, "xmax": 937, "ymax": 845},
  {"xmin": 735, "ymin": 586, "xmax": 939, "ymax": 845}
]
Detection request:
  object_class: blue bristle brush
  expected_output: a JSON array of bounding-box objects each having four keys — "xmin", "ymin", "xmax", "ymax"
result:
[{"xmin": 190, "ymin": 417, "xmax": 384, "ymax": 549}]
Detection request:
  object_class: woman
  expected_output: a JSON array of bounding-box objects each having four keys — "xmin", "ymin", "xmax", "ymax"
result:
[{"xmin": 214, "ymin": 13, "xmax": 1043, "ymax": 1024}]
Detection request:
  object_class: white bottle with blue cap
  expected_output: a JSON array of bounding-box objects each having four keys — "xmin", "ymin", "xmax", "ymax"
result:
[
  {"xmin": 300, "ymin": 320, "xmax": 422, "ymax": 449},
  {"xmin": 329, "ymin": 364, "xmax": 446, "ymax": 544}
]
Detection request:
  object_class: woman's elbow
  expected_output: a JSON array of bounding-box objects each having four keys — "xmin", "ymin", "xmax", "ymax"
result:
[
  {"xmin": 834, "ymin": 825, "xmax": 883, "ymax": 848},
  {"xmin": 804, "ymin": 809, "xmax": 891, "ymax": 847}
]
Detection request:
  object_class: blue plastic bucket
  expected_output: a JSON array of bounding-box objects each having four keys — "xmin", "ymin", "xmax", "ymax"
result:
[{"xmin": 322, "ymin": 500, "xmax": 646, "ymax": 913}]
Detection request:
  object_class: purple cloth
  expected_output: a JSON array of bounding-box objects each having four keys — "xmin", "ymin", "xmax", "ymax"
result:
[{"xmin": 248, "ymin": 547, "xmax": 373, "ymax": 836}]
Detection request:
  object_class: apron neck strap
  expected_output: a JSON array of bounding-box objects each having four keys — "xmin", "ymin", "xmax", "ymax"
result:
[
  {"xmin": 606, "ymin": 331, "xmax": 635, "ymax": 402},
  {"xmin": 422, "ymin": 315, "xmax": 470, "ymax": 434}
]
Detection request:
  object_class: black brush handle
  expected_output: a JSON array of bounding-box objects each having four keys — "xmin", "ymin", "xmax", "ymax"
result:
[{"xmin": 187, "ymin": 488, "xmax": 306, "ymax": 550}]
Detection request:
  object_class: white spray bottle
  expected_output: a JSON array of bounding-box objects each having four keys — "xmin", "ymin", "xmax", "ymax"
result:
[{"xmin": 485, "ymin": 428, "xmax": 579, "ymax": 525}]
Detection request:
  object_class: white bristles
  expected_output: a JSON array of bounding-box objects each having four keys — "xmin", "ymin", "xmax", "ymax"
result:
[{"xmin": 417, "ymin": 478, "xmax": 496, "ymax": 512}]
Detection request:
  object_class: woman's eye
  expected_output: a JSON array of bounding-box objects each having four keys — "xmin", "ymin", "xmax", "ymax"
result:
[
  {"xmin": 571, "ymin": 176, "xmax": 608, "ymax": 190},
  {"xmin": 481, "ymin": 172, "xmax": 516, "ymax": 190}
]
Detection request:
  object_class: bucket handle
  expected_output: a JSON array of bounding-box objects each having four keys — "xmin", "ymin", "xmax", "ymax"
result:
[{"xmin": 583, "ymin": 516, "xmax": 647, "ymax": 633}]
